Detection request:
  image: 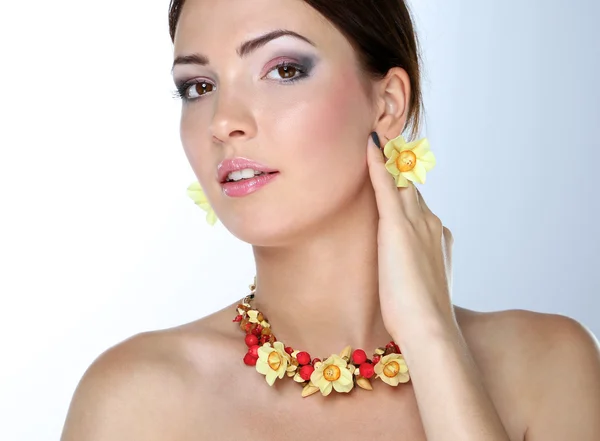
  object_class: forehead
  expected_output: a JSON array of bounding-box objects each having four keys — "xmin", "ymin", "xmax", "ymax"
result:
[{"xmin": 173, "ymin": 0, "xmax": 352, "ymax": 59}]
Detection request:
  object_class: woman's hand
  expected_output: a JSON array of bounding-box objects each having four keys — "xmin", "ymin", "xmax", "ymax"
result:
[
  {"xmin": 366, "ymin": 133, "xmax": 455, "ymax": 341},
  {"xmin": 366, "ymin": 133, "xmax": 512, "ymax": 441}
]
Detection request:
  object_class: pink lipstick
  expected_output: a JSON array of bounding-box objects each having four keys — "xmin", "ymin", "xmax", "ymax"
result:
[{"xmin": 218, "ymin": 157, "xmax": 279, "ymax": 198}]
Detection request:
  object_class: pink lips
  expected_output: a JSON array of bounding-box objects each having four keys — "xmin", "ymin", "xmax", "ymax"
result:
[{"xmin": 218, "ymin": 157, "xmax": 279, "ymax": 198}]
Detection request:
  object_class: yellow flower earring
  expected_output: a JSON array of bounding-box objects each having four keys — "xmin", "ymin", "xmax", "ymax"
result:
[
  {"xmin": 187, "ymin": 181, "xmax": 218, "ymax": 226},
  {"xmin": 382, "ymin": 134, "xmax": 436, "ymax": 187}
]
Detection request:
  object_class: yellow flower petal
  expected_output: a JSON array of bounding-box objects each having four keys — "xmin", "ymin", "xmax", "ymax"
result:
[
  {"xmin": 266, "ymin": 370, "xmax": 278, "ymax": 386},
  {"xmin": 337, "ymin": 369, "xmax": 353, "ymax": 386},
  {"xmin": 385, "ymin": 156, "xmax": 400, "ymax": 176},
  {"xmin": 382, "ymin": 136, "xmax": 435, "ymax": 187},
  {"xmin": 187, "ymin": 181, "xmax": 218, "ymax": 225},
  {"xmin": 395, "ymin": 173, "xmax": 409, "ymax": 187},
  {"xmin": 206, "ymin": 209, "xmax": 218, "ymax": 226},
  {"xmin": 256, "ymin": 359, "xmax": 270, "ymax": 375},
  {"xmin": 409, "ymin": 161, "xmax": 427, "ymax": 184},
  {"xmin": 419, "ymin": 151, "xmax": 436, "ymax": 171},
  {"xmin": 409, "ymin": 138, "xmax": 430, "ymax": 156},
  {"xmin": 333, "ymin": 379, "xmax": 354, "ymax": 393},
  {"xmin": 273, "ymin": 341, "xmax": 287, "ymax": 355},
  {"xmin": 383, "ymin": 136, "xmax": 402, "ymax": 158}
]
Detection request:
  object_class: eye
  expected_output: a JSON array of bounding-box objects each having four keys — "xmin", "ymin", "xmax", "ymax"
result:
[
  {"xmin": 173, "ymin": 80, "xmax": 215, "ymax": 101},
  {"xmin": 264, "ymin": 62, "xmax": 307, "ymax": 82}
]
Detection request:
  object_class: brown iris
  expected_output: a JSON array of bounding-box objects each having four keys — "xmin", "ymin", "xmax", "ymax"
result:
[
  {"xmin": 194, "ymin": 82, "xmax": 214, "ymax": 96},
  {"xmin": 278, "ymin": 65, "xmax": 297, "ymax": 79}
]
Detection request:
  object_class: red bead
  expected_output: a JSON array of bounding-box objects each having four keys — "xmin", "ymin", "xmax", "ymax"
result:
[
  {"xmin": 260, "ymin": 335, "xmax": 270, "ymax": 344},
  {"xmin": 252, "ymin": 324, "xmax": 263, "ymax": 336},
  {"xmin": 243, "ymin": 353, "xmax": 257, "ymax": 366},
  {"xmin": 248, "ymin": 344, "xmax": 259, "ymax": 358},
  {"xmin": 245, "ymin": 334, "xmax": 259, "ymax": 347},
  {"xmin": 352, "ymin": 349, "xmax": 367, "ymax": 365},
  {"xmin": 243, "ymin": 322, "xmax": 253, "ymax": 333},
  {"xmin": 233, "ymin": 314, "xmax": 243, "ymax": 322},
  {"xmin": 372, "ymin": 355, "xmax": 381, "ymax": 365},
  {"xmin": 359, "ymin": 362, "xmax": 375, "ymax": 379},
  {"xmin": 296, "ymin": 351, "xmax": 311, "ymax": 365},
  {"xmin": 284, "ymin": 346, "xmax": 294, "ymax": 355},
  {"xmin": 299, "ymin": 365, "xmax": 315, "ymax": 381},
  {"xmin": 386, "ymin": 341, "xmax": 395, "ymax": 349},
  {"xmin": 395, "ymin": 343, "xmax": 402, "ymax": 354},
  {"xmin": 312, "ymin": 358, "xmax": 321, "ymax": 365}
]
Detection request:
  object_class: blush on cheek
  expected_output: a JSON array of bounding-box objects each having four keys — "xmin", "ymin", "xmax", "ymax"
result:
[{"xmin": 302, "ymin": 72, "xmax": 371, "ymax": 163}]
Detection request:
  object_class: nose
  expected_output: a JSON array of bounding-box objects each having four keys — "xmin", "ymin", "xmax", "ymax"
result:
[{"xmin": 209, "ymin": 92, "xmax": 257, "ymax": 143}]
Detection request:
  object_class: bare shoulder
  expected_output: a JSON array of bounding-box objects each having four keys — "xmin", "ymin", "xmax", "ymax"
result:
[
  {"xmin": 61, "ymin": 302, "xmax": 241, "ymax": 441},
  {"xmin": 455, "ymin": 306, "xmax": 600, "ymax": 440},
  {"xmin": 455, "ymin": 306, "xmax": 599, "ymax": 357}
]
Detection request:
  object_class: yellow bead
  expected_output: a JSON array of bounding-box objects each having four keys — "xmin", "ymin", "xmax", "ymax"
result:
[
  {"xmin": 323, "ymin": 365, "xmax": 341, "ymax": 382},
  {"xmin": 396, "ymin": 150, "xmax": 417, "ymax": 172},
  {"xmin": 383, "ymin": 361, "xmax": 400, "ymax": 378},
  {"xmin": 268, "ymin": 352, "xmax": 282, "ymax": 371}
]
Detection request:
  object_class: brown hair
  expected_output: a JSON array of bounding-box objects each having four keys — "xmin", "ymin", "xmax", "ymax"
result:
[{"xmin": 168, "ymin": 0, "xmax": 424, "ymax": 139}]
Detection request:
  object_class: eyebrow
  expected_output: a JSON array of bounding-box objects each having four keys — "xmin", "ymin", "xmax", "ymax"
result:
[{"xmin": 171, "ymin": 29, "xmax": 316, "ymax": 72}]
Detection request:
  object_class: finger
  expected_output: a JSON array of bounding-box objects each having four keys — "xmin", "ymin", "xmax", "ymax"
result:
[
  {"xmin": 366, "ymin": 134, "xmax": 405, "ymax": 222},
  {"xmin": 414, "ymin": 187, "xmax": 432, "ymax": 215},
  {"xmin": 398, "ymin": 180, "xmax": 422, "ymax": 221}
]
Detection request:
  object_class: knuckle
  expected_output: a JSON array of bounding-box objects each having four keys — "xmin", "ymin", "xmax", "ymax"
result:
[{"xmin": 426, "ymin": 213, "xmax": 443, "ymax": 230}]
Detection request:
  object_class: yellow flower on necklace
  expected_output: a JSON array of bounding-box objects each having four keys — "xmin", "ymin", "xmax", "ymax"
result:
[
  {"xmin": 374, "ymin": 353, "xmax": 410, "ymax": 386},
  {"xmin": 310, "ymin": 354, "xmax": 354, "ymax": 396},
  {"xmin": 186, "ymin": 181, "xmax": 218, "ymax": 226},
  {"xmin": 256, "ymin": 342, "xmax": 291, "ymax": 386},
  {"xmin": 383, "ymin": 135, "xmax": 436, "ymax": 187}
]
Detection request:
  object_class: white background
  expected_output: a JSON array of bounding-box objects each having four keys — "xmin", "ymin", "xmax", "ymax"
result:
[{"xmin": 0, "ymin": 0, "xmax": 598, "ymax": 439}]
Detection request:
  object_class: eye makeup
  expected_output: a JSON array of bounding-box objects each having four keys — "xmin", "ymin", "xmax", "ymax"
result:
[
  {"xmin": 262, "ymin": 52, "xmax": 317, "ymax": 76},
  {"xmin": 172, "ymin": 52, "xmax": 319, "ymax": 102}
]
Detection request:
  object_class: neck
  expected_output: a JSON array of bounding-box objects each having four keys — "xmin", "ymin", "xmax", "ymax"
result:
[{"xmin": 250, "ymin": 183, "xmax": 393, "ymax": 358}]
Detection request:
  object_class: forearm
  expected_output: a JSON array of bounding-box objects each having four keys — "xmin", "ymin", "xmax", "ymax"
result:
[{"xmin": 393, "ymin": 312, "xmax": 511, "ymax": 441}]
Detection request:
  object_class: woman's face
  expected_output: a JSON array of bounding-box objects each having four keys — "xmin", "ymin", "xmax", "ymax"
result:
[{"xmin": 173, "ymin": 0, "xmax": 376, "ymax": 245}]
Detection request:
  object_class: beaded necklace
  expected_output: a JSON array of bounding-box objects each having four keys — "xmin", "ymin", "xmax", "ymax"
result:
[{"xmin": 233, "ymin": 279, "xmax": 410, "ymax": 397}]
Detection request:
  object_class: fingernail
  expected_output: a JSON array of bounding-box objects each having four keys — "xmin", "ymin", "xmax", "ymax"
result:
[{"xmin": 370, "ymin": 131, "xmax": 381, "ymax": 150}]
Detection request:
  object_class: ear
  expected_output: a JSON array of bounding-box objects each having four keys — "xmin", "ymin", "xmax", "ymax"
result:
[{"xmin": 372, "ymin": 67, "xmax": 411, "ymax": 145}]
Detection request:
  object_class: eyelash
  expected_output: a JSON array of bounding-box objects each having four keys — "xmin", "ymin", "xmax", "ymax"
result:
[{"xmin": 172, "ymin": 61, "xmax": 309, "ymax": 102}]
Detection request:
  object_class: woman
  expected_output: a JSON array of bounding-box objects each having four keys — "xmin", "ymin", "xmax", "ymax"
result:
[{"xmin": 61, "ymin": 0, "xmax": 600, "ymax": 439}]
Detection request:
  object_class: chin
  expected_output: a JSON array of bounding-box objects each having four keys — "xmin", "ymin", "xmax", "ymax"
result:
[{"xmin": 220, "ymin": 211, "xmax": 316, "ymax": 248}]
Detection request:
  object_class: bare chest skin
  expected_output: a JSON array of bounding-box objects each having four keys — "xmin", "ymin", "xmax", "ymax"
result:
[
  {"xmin": 169, "ymin": 308, "xmax": 528, "ymax": 441},
  {"xmin": 180, "ymin": 354, "xmax": 524, "ymax": 441}
]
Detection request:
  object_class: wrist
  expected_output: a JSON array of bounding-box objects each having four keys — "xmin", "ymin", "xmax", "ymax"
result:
[{"xmin": 389, "ymin": 304, "xmax": 460, "ymax": 350}]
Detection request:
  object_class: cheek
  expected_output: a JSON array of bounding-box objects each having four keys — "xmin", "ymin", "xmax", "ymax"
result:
[
  {"xmin": 254, "ymin": 73, "xmax": 371, "ymax": 227},
  {"xmin": 264, "ymin": 72, "xmax": 370, "ymax": 171},
  {"xmin": 304, "ymin": 74, "xmax": 368, "ymax": 158},
  {"xmin": 180, "ymin": 109, "xmax": 207, "ymax": 160},
  {"xmin": 179, "ymin": 108, "xmax": 214, "ymax": 183}
]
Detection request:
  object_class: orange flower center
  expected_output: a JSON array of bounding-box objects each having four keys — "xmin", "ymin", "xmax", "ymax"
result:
[
  {"xmin": 396, "ymin": 150, "xmax": 417, "ymax": 172},
  {"xmin": 267, "ymin": 351, "xmax": 282, "ymax": 371},
  {"xmin": 383, "ymin": 361, "xmax": 400, "ymax": 378},
  {"xmin": 323, "ymin": 364, "xmax": 341, "ymax": 382}
]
